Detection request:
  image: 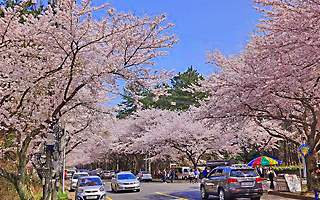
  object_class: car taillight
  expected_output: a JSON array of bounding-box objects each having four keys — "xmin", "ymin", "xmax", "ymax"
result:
[
  {"xmin": 228, "ymin": 178, "xmax": 237, "ymax": 184},
  {"xmin": 256, "ymin": 177, "xmax": 262, "ymax": 183}
]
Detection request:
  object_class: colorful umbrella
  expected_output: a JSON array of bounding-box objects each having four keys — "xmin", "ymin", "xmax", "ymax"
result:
[{"xmin": 248, "ymin": 156, "xmax": 282, "ymax": 166}]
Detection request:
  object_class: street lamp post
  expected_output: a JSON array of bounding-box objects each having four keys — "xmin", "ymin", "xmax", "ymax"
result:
[{"xmin": 62, "ymin": 125, "xmax": 66, "ymax": 193}]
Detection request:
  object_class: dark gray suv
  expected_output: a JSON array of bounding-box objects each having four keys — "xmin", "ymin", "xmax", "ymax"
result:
[{"xmin": 200, "ymin": 165, "xmax": 263, "ymax": 200}]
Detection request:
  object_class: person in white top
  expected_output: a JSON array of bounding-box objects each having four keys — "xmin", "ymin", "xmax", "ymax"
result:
[{"xmin": 189, "ymin": 169, "xmax": 194, "ymax": 183}]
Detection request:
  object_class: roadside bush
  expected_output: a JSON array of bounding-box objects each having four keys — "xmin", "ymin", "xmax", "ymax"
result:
[
  {"xmin": 0, "ymin": 177, "xmax": 19, "ymax": 200},
  {"xmin": 58, "ymin": 187, "xmax": 68, "ymax": 200},
  {"xmin": 273, "ymin": 165, "xmax": 300, "ymax": 171}
]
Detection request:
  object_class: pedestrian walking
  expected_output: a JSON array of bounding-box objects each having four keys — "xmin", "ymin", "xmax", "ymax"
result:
[
  {"xmin": 170, "ymin": 169, "xmax": 175, "ymax": 183},
  {"xmin": 195, "ymin": 169, "xmax": 200, "ymax": 183},
  {"xmin": 189, "ymin": 169, "xmax": 194, "ymax": 183},
  {"xmin": 267, "ymin": 166, "xmax": 276, "ymax": 190},
  {"xmin": 162, "ymin": 169, "xmax": 167, "ymax": 183},
  {"xmin": 256, "ymin": 166, "xmax": 263, "ymax": 178},
  {"xmin": 203, "ymin": 167, "xmax": 209, "ymax": 178}
]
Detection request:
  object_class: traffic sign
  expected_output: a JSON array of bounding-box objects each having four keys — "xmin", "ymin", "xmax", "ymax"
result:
[{"xmin": 299, "ymin": 145, "xmax": 310, "ymax": 157}]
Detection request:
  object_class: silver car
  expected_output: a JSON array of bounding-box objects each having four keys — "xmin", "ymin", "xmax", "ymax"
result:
[
  {"xmin": 111, "ymin": 172, "xmax": 140, "ymax": 192},
  {"xmin": 75, "ymin": 176, "xmax": 106, "ymax": 200},
  {"xmin": 71, "ymin": 172, "xmax": 89, "ymax": 191},
  {"xmin": 200, "ymin": 165, "xmax": 263, "ymax": 200}
]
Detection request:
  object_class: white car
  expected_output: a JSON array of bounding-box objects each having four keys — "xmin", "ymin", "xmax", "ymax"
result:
[
  {"xmin": 71, "ymin": 172, "xmax": 89, "ymax": 191},
  {"xmin": 75, "ymin": 176, "xmax": 106, "ymax": 200},
  {"xmin": 136, "ymin": 171, "xmax": 152, "ymax": 182},
  {"xmin": 111, "ymin": 172, "xmax": 140, "ymax": 192}
]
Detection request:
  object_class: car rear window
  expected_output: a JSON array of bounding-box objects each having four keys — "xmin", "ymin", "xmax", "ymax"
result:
[
  {"xmin": 79, "ymin": 178, "xmax": 102, "ymax": 186},
  {"xmin": 73, "ymin": 174, "xmax": 88, "ymax": 179},
  {"xmin": 230, "ymin": 169, "xmax": 257, "ymax": 177},
  {"xmin": 118, "ymin": 174, "xmax": 136, "ymax": 180}
]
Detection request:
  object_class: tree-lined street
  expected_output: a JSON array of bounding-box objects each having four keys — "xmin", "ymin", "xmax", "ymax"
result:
[
  {"xmin": 1, "ymin": 0, "xmax": 320, "ymax": 200},
  {"xmin": 66, "ymin": 181, "xmax": 298, "ymax": 200}
]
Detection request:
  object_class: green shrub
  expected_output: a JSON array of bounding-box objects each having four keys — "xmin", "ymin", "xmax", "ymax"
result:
[
  {"xmin": 33, "ymin": 192, "xmax": 42, "ymax": 200},
  {"xmin": 58, "ymin": 187, "xmax": 68, "ymax": 200},
  {"xmin": 273, "ymin": 165, "xmax": 300, "ymax": 171}
]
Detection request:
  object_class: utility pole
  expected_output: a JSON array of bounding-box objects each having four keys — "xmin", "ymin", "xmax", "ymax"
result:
[
  {"xmin": 62, "ymin": 125, "xmax": 66, "ymax": 193},
  {"xmin": 42, "ymin": 123, "xmax": 66, "ymax": 200}
]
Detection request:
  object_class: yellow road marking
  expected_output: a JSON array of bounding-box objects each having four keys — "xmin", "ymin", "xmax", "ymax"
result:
[
  {"xmin": 155, "ymin": 192, "xmax": 191, "ymax": 200},
  {"xmin": 105, "ymin": 195, "xmax": 113, "ymax": 200}
]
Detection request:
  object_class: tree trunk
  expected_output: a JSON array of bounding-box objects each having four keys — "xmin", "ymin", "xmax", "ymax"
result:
[
  {"xmin": 43, "ymin": 149, "xmax": 53, "ymax": 200},
  {"xmin": 305, "ymin": 150, "xmax": 318, "ymax": 191},
  {"xmin": 14, "ymin": 180, "xmax": 33, "ymax": 200}
]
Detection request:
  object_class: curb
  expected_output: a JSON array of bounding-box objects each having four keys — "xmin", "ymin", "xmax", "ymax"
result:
[{"xmin": 268, "ymin": 191, "xmax": 314, "ymax": 200}]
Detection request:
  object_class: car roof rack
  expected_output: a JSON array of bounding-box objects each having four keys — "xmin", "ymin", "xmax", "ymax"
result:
[{"xmin": 231, "ymin": 164, "xmax": 252, "ymax": 168}]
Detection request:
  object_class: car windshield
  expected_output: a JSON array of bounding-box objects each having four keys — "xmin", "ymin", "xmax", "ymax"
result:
[
  {"xmin": 118, "ymin": 174, "xmax": 136, "ymax": 180},
  {"xmin": 73, "ymin": 174, "xmax": 88, "ymax": 179},
  {"xmin": 79, "ymin": 178, "xmax": 102, "ymax": 187},
  {"xmin": 230, "ymin": 169, "xmax": 257, "ymax": 177}
]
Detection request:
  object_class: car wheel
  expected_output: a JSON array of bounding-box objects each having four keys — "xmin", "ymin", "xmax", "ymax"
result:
[
  {"xmin": 200, "ymin": 186, "xmax": 209, "ymax": 199},
  {"xmin": 218, "ymin": 188, "xmax": 226, "ymax": 200}
]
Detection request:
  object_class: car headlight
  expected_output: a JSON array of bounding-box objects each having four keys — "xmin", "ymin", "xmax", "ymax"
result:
[
  {"xmin": 99, "ymin": 187, "xmax": 104, "ymax": 191},
  {"xmin": 78, "ymin": 188, "xmax": 84, "ymax": 193}
]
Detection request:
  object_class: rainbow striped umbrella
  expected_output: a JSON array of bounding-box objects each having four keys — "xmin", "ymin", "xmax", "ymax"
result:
[{"xmin": 248, "ymin": 156, "xmax": 282, "ymax": 166}]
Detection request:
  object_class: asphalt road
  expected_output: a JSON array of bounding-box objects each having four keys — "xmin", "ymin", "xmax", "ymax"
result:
[{"xmin": 69, "ymin": 180, "xmax": 298, "ymax": 200}]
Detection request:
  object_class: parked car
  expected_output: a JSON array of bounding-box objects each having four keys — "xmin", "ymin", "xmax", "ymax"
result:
[
  {"xmin": 101, "ymin": 170, "xmax": 112, "ymax": 179},
  {"xmin": 66, "ymin": 170, "xmax": 75, "ymax": 180},
  {"xmin": 89, "ymin": 170, "xmax": 100, "ymax": 177},
  {"xmin": 200, "ymin": 164, "xmax": 263, "ymax": 200},
  {"xmin": 111, "ymin": 172, "xmax": 140, "ymax": 192},
  {"xmin": 136, "ymin": 171, "xmax": 152, "ymax": 182},
  {"xmin": 71, "ymin": 172, "xmax": 89, "ymax": 191},
  {"xmin": 75, "ymin": 176, "xmax": 106, "ymax": 200}
]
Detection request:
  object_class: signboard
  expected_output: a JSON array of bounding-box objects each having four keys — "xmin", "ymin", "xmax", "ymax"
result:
[
  {"xmin": 284, "ymin": 174, "xmax": 301, "ymax": 192},
  {"xmin": 299, "ymin": 145, "xmax": 310, "ymax": 157}
]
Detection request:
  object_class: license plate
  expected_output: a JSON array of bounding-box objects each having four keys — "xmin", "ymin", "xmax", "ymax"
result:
[
  {"xmin": 86, "ymin": 196, "xmax": 96, "ymax": 199},
  {"xmin": 241, "ymin": 181, "xmax": 254, "ymax": 187}
]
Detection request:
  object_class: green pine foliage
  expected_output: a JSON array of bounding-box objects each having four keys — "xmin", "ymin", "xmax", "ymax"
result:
[
  {"xmin": 0, "ymin": 0, "xmax": 43, "ymax": 22},
  {"xmin": 117, "ymin": 66, "xmax": 208, "ymax": 118}
]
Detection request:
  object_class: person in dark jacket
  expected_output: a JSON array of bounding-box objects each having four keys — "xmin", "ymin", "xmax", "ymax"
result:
[{"xmin": 267, "ymin": 166, "xmax": 276, "ymax": 190}]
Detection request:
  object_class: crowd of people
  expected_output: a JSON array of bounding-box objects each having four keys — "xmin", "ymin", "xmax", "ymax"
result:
[{"xmin": 156, "ymin": 167, "xmax": 211, "ymax": 183}]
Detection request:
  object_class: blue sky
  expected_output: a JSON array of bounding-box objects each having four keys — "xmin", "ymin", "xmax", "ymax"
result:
[{"xmin": 92, "ymin": 0, "xmax": 263, "ymax": 76}]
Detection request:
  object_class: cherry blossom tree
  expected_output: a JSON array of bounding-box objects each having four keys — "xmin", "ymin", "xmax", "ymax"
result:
[
  {"xmin": 0, "ymin": 0, "xmax": 177, "ymax": 199},
  {"xmin": 201, "ymin": 0, "xmax": 320, "ymax": 190},
  {"xmin": 111, "ymin": 109, "xmax": 235, "ymax": 169}
]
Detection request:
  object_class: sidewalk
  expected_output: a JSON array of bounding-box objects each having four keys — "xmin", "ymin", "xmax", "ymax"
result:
[{"xmin": 268, "ymin": 190, "xmax": 315, "ymax": 200}]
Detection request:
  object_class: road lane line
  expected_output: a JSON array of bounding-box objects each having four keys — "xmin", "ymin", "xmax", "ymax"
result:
[
  {"xmin": 105, "ymin": 195, "xmax": 113, "ymax": 200},
  {"xmin": 155, "ymin": 192, "xmax": 191, "ymax": 200}
]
